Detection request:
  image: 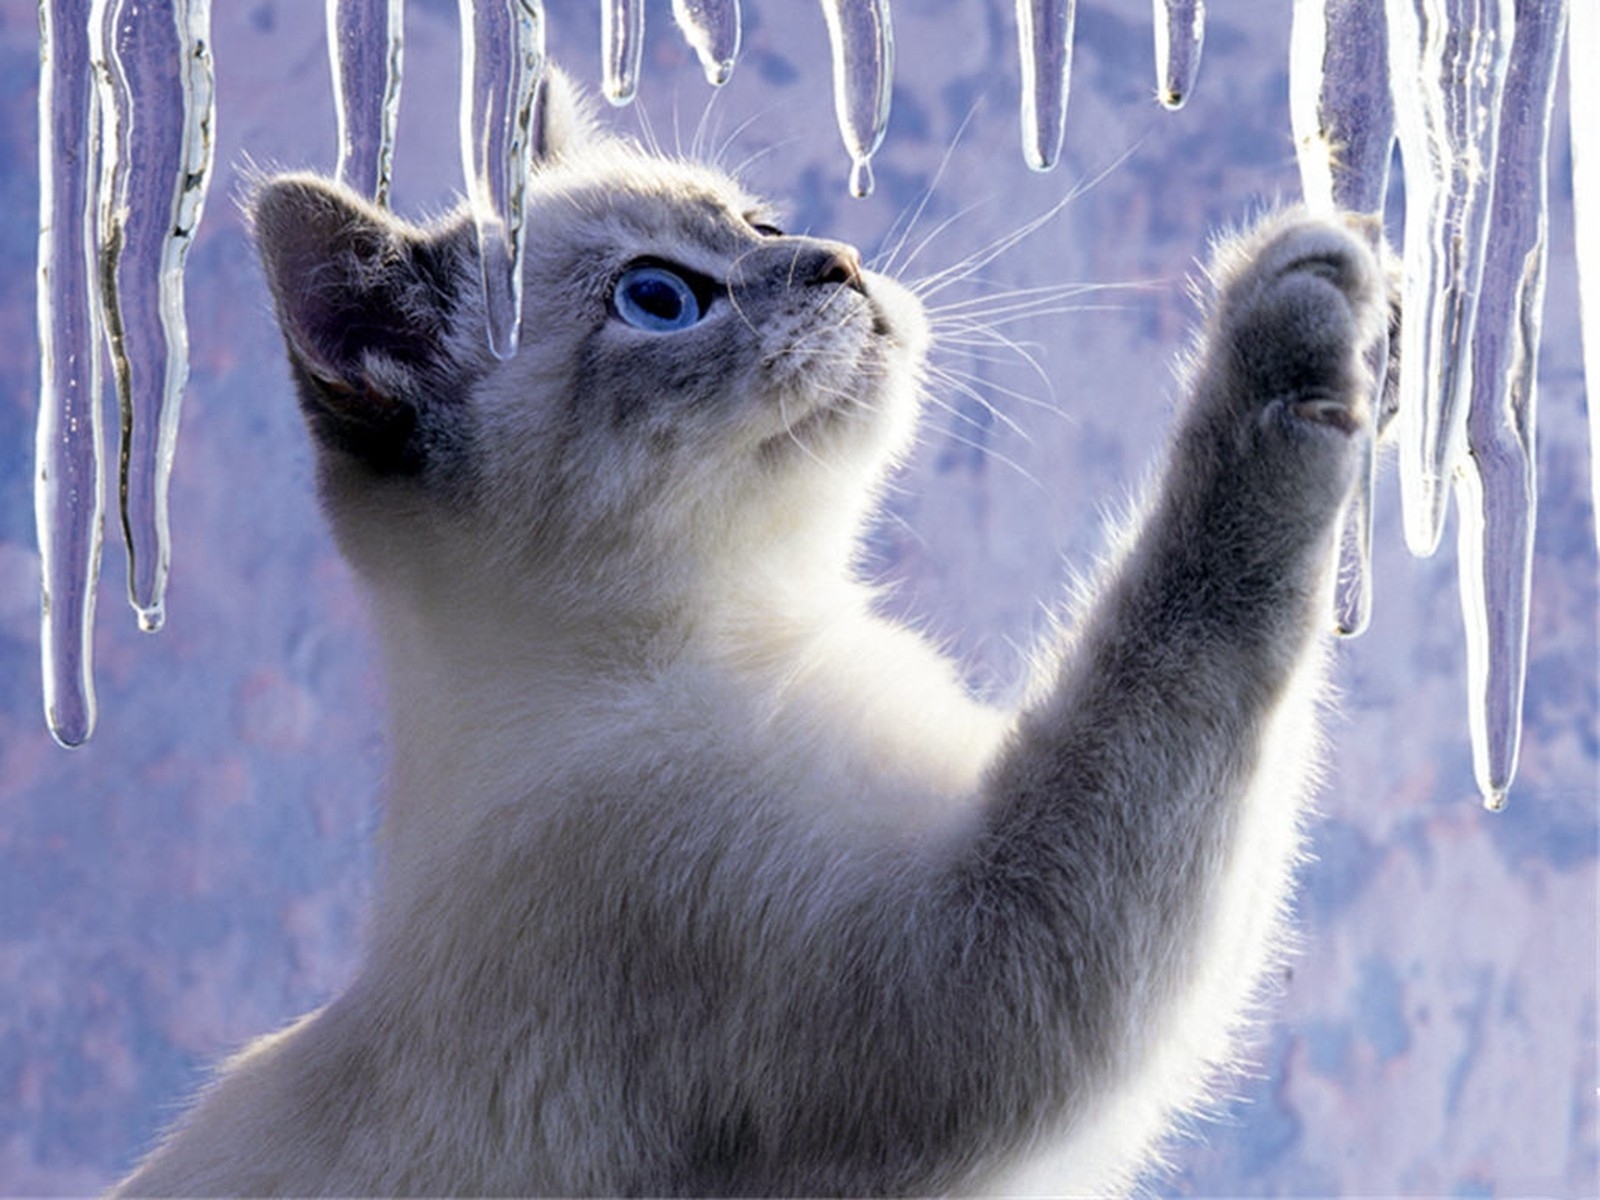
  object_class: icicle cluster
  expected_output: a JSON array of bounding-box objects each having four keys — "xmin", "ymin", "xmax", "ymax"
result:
[
  {"xmin": 35, "ymin": 0, "xmax": 215, "ymax": 747},
  {"xmin": 1294, "ymin": 0, "xmax": 1575, "ymax": 809},
  {"xmin": 29, "ymin": 1, "xmax": 1595, "ymax": 812}
]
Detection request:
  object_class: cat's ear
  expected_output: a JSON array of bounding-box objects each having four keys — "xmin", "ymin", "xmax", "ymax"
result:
[
  {"xmin": 531, "ymin": 66, "xmax": 595, "ymax": 164},
  {"xmin": 251, "ymin": 173, "xmax": 483, "ymax": 474}
]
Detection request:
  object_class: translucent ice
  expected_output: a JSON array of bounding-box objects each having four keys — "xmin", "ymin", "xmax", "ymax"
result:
[
  {"xmin": 1289, "ymin": 0, "xmax": 1395, "ymax": 636},
  {"xmin": 672, "ymin": 0, "xmax": 740, "ymax": 87},
  {"xmin": 92, "ymin": 0, "xmax": 216, "ymax": 634},
  {"xmin": 1573, "ymin": 2, "xmax": 1599, "ymax": 555},
  {"xmin": 1454, "ymin": 0, "xmax": 1567, "ymax": 810},
  {"xmin": 458, "ymin": 0, "xmax": 546, "ymax": 359},
  {"xmin": 1386, "ymin": 0, "xmax": 1513, "ymax": 557},
  {"xmin": 1153, "ymin": 0, "xmax": 1204, "ymax": 111},
  {"xmin": 820, "ymin": 0, "xmax": 895, "ymax": 197},
  {"xmin": 327, "ymin": 0, "xmax": 404, "ymax": 204},
  {"xmin": 36, "ymin": 0, "xmax": 104, "ymax": 747},
  {"xmin": 1016, "ymin": 0, "xmax": 1077, "ymax": 173},
  {"xmin": 602, "ymin": 0, "xmax": 644, "ymax": 106},
  {"xmin": 1289, "ymin": 0, "xmax": 1393, "ymax": 216}
]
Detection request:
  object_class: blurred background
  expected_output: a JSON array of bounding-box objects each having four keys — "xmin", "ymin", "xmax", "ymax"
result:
[{"xmin": 0, "ymin": 0, "xmax": 1594, "ymax": 1193}]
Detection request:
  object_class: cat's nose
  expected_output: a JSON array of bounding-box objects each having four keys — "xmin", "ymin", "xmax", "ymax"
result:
[{"xmin": 807, "ymin": 243, "xmax": 866, "ymax": 293}]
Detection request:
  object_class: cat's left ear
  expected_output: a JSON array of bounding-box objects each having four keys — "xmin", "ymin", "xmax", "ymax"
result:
[
  {"xmin": 530, "ymin": 66, "xmax": 595, "ymax": 165},
  {"xmin": 251, "ymin": 173, "xmax": 483, "ymax": 474}
]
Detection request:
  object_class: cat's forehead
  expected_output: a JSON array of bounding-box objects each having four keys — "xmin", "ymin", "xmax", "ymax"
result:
[{"xmin": 534, "ymin": 148, "xmax": 774, "ymax": 255}]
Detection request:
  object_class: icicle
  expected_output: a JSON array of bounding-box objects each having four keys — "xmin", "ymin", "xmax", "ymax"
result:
[
  {"xmin": 1289, "ymin": 0, "xmax": 1395, "ymax": 636},
  {"xmin": 1153, "ymin": 0, "xmax": 1204, "ymax": 111},
  {"xmin": 602, "ymin": 0, "xmax": 644, "ymax": 106},
  {"xmin": 819, "ymin": 0, "xmax": 894, "ymax": 197},
  {"xmin": 1386, "ymin": 0, "xmax": 1514, "ymax": 557},
  {"xmin": 92, "ymin": 0, "xmax": 215, "ymax": 635},
  {"xmin": 1454, "ymin": 0, "xmax": 1567, "ymax": 811},
  {"xmin": 671, "ymin": 0, "xmax": 739, "ymax": 87},
  {"xmin": 1573, "ymin": 1, "xmax": 1599, "ymax": 555},
  {"xmin": 36, "ymin": 0, "xmax": 104, "ymax": 747},
  {"xmin": 1015, "ymin": 0, "xmax": 1077, "ymax": 173},
  {"xmin": 327, "ymin": 0, "xmax": 404, "ymax": 205},
  {"xmin": 458, "ymin": 0, "xmax": 546, "ymax": 360}
]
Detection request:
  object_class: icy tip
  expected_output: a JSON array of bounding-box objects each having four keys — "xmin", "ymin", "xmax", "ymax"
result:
[
  {"xmin": 136, "ymin": 602, "xmax": 165, "ymax": 634},
  {"xmin": 848, "ymin": 157, "xmax": 875, "ymax": 199},
  {"xmin": 1024, "ymin": 145, "xmax": 1060, "ymax": 174},
  {"xmin": 603, "ymin": 79, "xmax": 638, "ymax": 107},
  {"xmin": 1158, "ymin": 87, "xmax": 1187, "ymax": 111},
  {"xmin": 46, "ymin": 705, "xmax": 94, "ymax": 749},
  {"xmin": 1333, "ymin": 613, "xmax": 1369, "ymax": 639},
  {"xmin": 1482, "ymin": 788, "xmax": 1508, "ymax": 813},
  {"xmin": 704, "ymin": 59, "xmax": 735, "ymax": 86}
]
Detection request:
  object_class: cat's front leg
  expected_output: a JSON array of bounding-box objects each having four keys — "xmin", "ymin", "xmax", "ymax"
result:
[{"xmin": 942, "ymin": 211, "xmax": 1392, "ymax": 1193}]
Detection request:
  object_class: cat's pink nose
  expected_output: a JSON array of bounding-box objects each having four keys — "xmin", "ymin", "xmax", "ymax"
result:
[{"xmin": 811, "ymin": 244, "xmax": 865, "ymax": 292}]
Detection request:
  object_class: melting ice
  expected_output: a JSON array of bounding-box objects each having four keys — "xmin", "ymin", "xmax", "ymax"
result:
[
  {"xmin": 328, "ymin": 0, "xmax": 404, "ymax": 205},
  {"xmin": 458, "ymin": 0, "xmax": 546, "ymax": 360},
  {"xmin": 28, "ymin": 0, "xmax": 1596, "ymax": 811},
  {"xmin": 1016, "ymin": 0, "xmax": 1077, "ymax": 173},
  {"xmin": 1290, "ymin": 0, "xmax": 1395, "ymax": 638},
  {"xmin": 820, "ymin": 0, "xmax": 895, "ymax": 197},
  {"xmin": 1153, "ymin": 0, "xmax": 1205, "ymax": 110}
]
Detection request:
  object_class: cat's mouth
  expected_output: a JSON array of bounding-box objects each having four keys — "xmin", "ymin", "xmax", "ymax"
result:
[{"xmin": 751, "ymin": 273, "xmax": 923, "ymax": 463}]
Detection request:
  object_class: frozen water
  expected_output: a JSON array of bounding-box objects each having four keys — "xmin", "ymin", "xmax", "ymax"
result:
[
  {"xmin": 1386, "ymin": 0, "xmax": 1514, "ymax": 557},
  {"xmin": 1289, "ymin": 0, "xmax": 1394, "ymax": 636},
  {"xmin": 1016, "ymin": 0, "xmax": 1077, "ymax": 173},
  {"xmin": 327, "ymin": 0, "xmax": 403, "ymax": 204},
  {"xmin": 1574, "ymin": 0, "xmax": 1599, "ymax": 554},
  {"xmin": 92, "ymin": 0, "xmax": 215, "ymax": 635},
  {"xmin": 1153, "ymin": 0, "xmax": 1204, "ymax": 111},
  {"xmin": 1289, "ymin": 0, "xmax": 1393, "ymax": 215},
  {"xmin": 20, "ymin": 0, "xmax": 1596, "ymax": 817},
  {"xmin": 1454, "ymin": 0, "xmax": 1567, "ymax": 810},
  {"xmin": 602, "ymin": 0, "xmax": 644, "ymax": 105},
  {"xmin": 458, "ymin": 0, "xmax": 546, "ymax": 359},
  {"xmin": 36, "ymin": 0, "xmax": 104, "ymax": 747},
  {"xmin": 820, "ymin": 0, "xmax": 895, "ymax": 197},
  {"xmin": 671, "ymin": 0, "xmax": 740, "ymax": 87}
]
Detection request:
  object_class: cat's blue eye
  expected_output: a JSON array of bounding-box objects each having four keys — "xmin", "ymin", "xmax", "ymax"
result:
[{"xmin": 612, "ymin": 265, "xmax": 705, "ymax": 332}]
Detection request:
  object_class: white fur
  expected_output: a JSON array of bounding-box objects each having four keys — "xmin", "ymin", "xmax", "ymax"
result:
[{"xmin": 115, "ymin": 80, "xmax": 1391, "ymax": 1195}]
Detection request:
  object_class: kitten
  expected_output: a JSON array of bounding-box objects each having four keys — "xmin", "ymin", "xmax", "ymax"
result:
[{"xmin": 114, "ymin": 71, "xmax": 1391, "ymax": 1197}]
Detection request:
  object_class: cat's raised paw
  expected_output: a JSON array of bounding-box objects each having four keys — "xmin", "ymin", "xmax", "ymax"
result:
[{"xmin": 1210, "ymin": 212, "xmax": 1389, "ymax": 442}]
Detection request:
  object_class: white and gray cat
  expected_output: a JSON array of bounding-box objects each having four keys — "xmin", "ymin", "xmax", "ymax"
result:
[{"xmin": 115, "ymin": 72, "xmax": 1394, "ymax": 1197}]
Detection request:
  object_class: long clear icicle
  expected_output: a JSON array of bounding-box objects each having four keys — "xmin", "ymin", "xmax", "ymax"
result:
[
  {"xmin": 458, "ymin": 0, "xmax": 546, "ymax": 360},
  {"xmin": 328, "ymin": 0, "xmax": 404, "ymax": 205},
  {"xmin": 1016, "ymin": 0, "xmax": 1077, "ymax": 173},
  {"xmin": 820, "ymin": 0, "xmax": 894, "ymax": 198},
  {"xmin": 1386, "ymin": 0, "xmax": 1514, "ymax": 557},
  {"xmin": 1289, "ymin": 0, "xmax": 1394, "ymax": 636},
  {"xmin": 1573, "ymin": 1, "xmax": 1599, "ymax": 555},
  {"xmin": 93, "ymin": 0, "xmax": 216, "ymax": 635},
  {"xmin": 671, "ymin": 0, "xmax": 739, "ymax": 87},
  {"xmin": 1454, "ymin": 0, "xmax": 1566, "ymax": 811},
  {"xmin": 1153, "ymin": 0, "xmax": 1204, "ymax": 111},
  {"xmin": 602, "ymin": 0, "xmax": 644, "ymax": 106},
  {"xmin": 36, "ymin": 0, "xmax": 104, "ymax": 747}
]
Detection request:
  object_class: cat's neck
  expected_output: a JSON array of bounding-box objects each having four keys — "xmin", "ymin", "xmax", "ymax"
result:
[{"xmin": 359, "ymin": 530, "xmax": 855, "ymax": 862}]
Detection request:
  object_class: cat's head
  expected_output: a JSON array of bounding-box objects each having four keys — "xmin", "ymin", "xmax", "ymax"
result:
[{"xmin": 251, "ymin": 69, "xmax": 927, "ymax": 615}]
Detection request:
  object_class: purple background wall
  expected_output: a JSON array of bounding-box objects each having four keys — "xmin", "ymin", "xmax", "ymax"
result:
[{"xmin": 0, "ymin": 0, "xmax": 1594, "ymax": 1194}]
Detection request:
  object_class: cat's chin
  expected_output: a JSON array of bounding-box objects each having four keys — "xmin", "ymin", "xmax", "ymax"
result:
[{"xmin": 758, "ymin": 391, "xmax": 867, "ymax": 463}]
